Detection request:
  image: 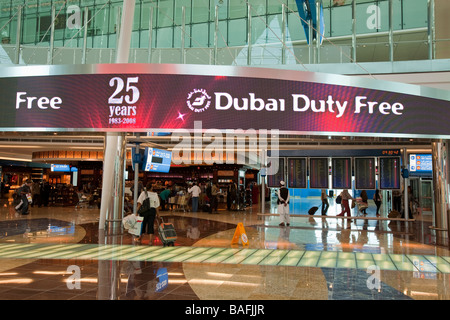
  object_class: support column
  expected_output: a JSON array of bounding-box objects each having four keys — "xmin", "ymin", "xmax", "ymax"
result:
[
  {"xmin": 14, "ymin": 5, "xmax": 22, "ymax": 64},
  {"xmin": 99, "ymin": 132, "xmax": 127, "ymax": 232},
  {"xmin": 315, "ymin": 0, "xmax": 321, "ymax": 64},
  {"xmin": 148, "ymin": 6, "xmax": 154, "ymax": 63},
  {"xmin": 431, "ymin": 140, "xmax": 450, "ymax": 246},
  {"xmin": 434, "ymin": 0, "xmax": 450, "ymax": 59},
  {"xmin": 388, "ymin": 0, "xmax": 394, "ymax": 62},
  {"xmin": 281, "ymin": 3, "xmax": 286, "ymax": 65},
  {"xmin": 403, "ymin": 147, "xmax": 409, "ymax": 221},
  {"xmin": 81, "ymin": 7, "xmax": 89, "ymax": 64},
  {"xmin": 247, "ymin": 3, "xmax": 252, "ymax": 66},
  {"xmin": 99, "ymin": 0, "xmax": 135, "ymax": 232},
  {"xmin": 352, "ymin": 0, "xmax": 357, "ymax": 63},
  {"xmin": 47, "ymin": 5, "xmax": 55, "ymax": 65}
]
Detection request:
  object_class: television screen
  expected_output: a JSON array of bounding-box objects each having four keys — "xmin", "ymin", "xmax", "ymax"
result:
[
  {"xmin": 309, "ymin": 158, "xmax": 329, "ymax": 189},
  {"xmin": 142, "ymin": 147, "xmax": 172, "ymax": 173},
  {"xmin": 379, "ymin": 157, "xmax": 401, "ymax": 189},
  {"xmin": 354, "ymin": 157, "xmax": 376, "ymax": 190},
  {"xmin": 332, "ymin": 157, "xmax": 352, "ymax": 189}
]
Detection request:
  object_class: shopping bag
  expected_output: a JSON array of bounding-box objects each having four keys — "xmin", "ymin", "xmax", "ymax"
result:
[
  {"xmin": 122, "ymin": 214, "xmax": 137, "ymax": 230},
  {"xmin": 127, "ymin": 216, "xmax": 144, "ymax": 237}
]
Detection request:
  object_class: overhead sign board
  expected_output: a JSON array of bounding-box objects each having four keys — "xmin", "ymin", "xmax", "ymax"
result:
[
  {"xmin": 409, "ymin": 154, "xmax": 432, "ymax": 173},
  {"xmin": 0, "ymin": 64, "xmax": 449, "ymax": 137}
]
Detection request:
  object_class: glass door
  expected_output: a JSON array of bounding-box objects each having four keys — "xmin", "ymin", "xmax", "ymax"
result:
[{"xmin": 420, "ymin": 179, "xmax": 433, "ymax": 213}]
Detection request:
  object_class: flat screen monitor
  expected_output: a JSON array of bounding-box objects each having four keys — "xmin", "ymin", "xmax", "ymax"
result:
[
  {"xmin": 379, "ymin": 157, "xmax": 401, "ymax": 189},
  {"xmin": 142, "ymin": 147, "xmax": 172, "ymax": 173},
  {"xmin": 309, "ymin": 158, "xmax": 328, "ymax": 189},
  {"xmin": 267, "ymin": 157, "xmax": 285, "ymax": 188},
  {"xmin": 354, "ymin": 157, "xmax": 376, "ymax": 190},
  {"xmin": 287, "ymin": 158, "xmax": 307, "ymax": 188},
  {"xmin": 332, "ymin": 157, "xmax": 352, "ymax": 189}
]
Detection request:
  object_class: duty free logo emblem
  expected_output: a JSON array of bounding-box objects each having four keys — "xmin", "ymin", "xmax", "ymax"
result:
[{"xmin": 186, "ymin": 89, "xmax": 211, "ymax": 113}]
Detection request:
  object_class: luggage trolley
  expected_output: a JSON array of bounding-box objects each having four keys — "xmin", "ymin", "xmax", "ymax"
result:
[
  {"xmin": 156, "ymin": 215, "xmax": 177, "ymax": 246},
  {"xmin": 176, "ymin": 195, "xmax": 189, "ymax": 212}
]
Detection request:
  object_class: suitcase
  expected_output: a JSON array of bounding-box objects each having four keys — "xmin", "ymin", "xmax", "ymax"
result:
[
  {"xmin": 308, "ymin": 203, "xmax": 322, "ymax": 215},
  {"xmin": 157, "ymin": 216, "xmax": 177, "ymax": 246}
]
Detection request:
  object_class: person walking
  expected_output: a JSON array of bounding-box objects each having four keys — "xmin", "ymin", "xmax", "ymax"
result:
[
  {"xmin": 321, "ymin": 189, "xmax": 329, "ymax": 216},
  {"xmin": 211, "ymin": 182, "xmax": 219, "ymax": 213},
  {"xmin": 337, "ymin": 189, "xmax": 354, "ymax": 220},
  {"xmin": 15, "ymin": 179, "xmax": 33, "ymax": 215},
  {"xmin": 277, "ymin": 181, "xmax": 290, "ymax": 226},
  {"xmin": 188, "ymin": 182, "xmax": 201, "ymax": 213},
  {"xmin": 136, "ymin": 183, "xmax": 160, "ymax": 245},
  {"xmin": 373, "ymin": 189, "xmax": 382, "ymax": 217},
  {"xmin": 360, "ymin": 190, "xmax": 368, "ymax": 215}
]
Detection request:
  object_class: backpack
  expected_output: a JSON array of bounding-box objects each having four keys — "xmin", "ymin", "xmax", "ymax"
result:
[{"xmin": 335, "ymin": 195, "xmax": 342, "ymax": 204}]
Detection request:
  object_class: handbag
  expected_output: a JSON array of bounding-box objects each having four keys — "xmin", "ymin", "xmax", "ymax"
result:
[{"xmin": 137, "ymin": 189, "xmax": 151, "ymax": 216}]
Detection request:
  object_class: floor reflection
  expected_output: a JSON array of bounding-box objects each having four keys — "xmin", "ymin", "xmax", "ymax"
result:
[{"xmin": 0, "ymin": 195, "xmax": 449, "ymax": 300}]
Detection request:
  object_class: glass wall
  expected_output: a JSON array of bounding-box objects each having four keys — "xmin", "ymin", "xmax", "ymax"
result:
[{"xmin": 0, "ymin": 0, "xmax": 443, "ymax": 65}]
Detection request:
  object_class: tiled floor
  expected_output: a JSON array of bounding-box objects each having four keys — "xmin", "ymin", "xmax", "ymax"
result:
[{"xmin": 0, "ymin": 194, "xmax": 449, "ymax": 300}]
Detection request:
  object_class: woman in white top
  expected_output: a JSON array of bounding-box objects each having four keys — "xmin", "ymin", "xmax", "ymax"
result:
[{"xmin": 136, "ymin": 183, "xmax": 160, "ymax": 245}]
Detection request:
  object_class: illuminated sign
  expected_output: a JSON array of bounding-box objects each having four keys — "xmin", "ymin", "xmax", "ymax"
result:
[
  {"xmin": 409, "ymin": 154, "xmax": 432, "ymax": 172},
  {"xmin": 332, "ymin": 157, "xmax": 352, "ymax": 189},
  {"xmin": 0, "ymin": 64, "xmax": 448, "ymax": 137},
  {"xmin": 155, "ymin": 268, "xmax": 168, "ymax": 292},
  {"xmin": 309, "ymin": 158, "xmax": 328, "ymax": 189},
  {"xmin": 287, "ymin": 158, "xmax": 307, "ymax": 189},
  {"xmin": 354, "ymin": 157, "xmax": 376, "ymax": 190},
  {"xmin": 51, "ymin": 164, "xmax": 77, "ymax": 172},
  {"xmin": 379, "ymin": 157, "xmax": 401, "ymax": 189},
  {"xmin": 142, "ymin": 147, "xmax": 172, "ymax": 173}
]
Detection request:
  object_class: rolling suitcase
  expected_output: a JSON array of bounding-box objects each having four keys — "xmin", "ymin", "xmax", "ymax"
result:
[
  {"xmin": 308, "ymin": 203, "xmax": 322, "ymax": 215},
  {"xmin": 157, "ymin": 215, "xmax": 177, "ymax": 246}
]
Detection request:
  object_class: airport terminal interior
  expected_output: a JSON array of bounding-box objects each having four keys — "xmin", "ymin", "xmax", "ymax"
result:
[
  {"xmin": 1, "ymin": 0, "xmax": 450, "ymax": 301},
  {"xmin": 0, "ymin": 133, "xmax": 449, "ymax": 301}
]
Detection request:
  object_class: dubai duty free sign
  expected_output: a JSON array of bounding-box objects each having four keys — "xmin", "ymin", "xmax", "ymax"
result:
[{"xmin": 0, "ymin": 63, "xmax": 449, "ymax": 137}]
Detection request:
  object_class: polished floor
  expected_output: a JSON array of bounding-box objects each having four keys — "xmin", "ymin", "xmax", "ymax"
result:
[{"xmin": 0, "ymin": 193, "xmax": 449, "ymax": 301}]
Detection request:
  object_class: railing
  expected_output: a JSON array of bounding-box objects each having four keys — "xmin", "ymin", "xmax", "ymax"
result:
[{"xmin": 0, "ymin": 0, "xmax": 448, "ymax": 75}]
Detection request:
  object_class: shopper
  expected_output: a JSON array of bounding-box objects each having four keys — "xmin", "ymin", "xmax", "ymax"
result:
[
  {"xmin": 15, "ymin": 179, "xmax": 33, "ymax": 215},
  {"xmin": 337, "ymin": 189, "xmax": 354, "ymax": 219},
  {"xmin": 159, "ymin": 186, "xmax": 171, "ymax": 211},
  {"xmin": 360, "ymin": 190, "xmax": 368, "ymax": 215},
  {"xmin": 188, "ymin": 182, "xmax": 201, "ymax": 213},
  {"xmin": 31, "ymin": 180, "xmax": 41, "ymax": 207},
  {"xmin": 402, "ymin": 186, "xmax": 414, "ymax": 219},
  {"xmin": 40, "ymin": 180, "xmax": 51, "ymax": 206},
  {"xmin": 277, "ymin": 181, "xmax": 290, "ymax": 226},
  {"xmin": 392, "ymin": 189, "xmax": 402, "ymax": 213},
  {"xmin": 136, "ymin": 183, "xmax": 160, "ymax": 245},
  {"xmin": 211, "ymin": 182, "xmax": 219, "ymax": 213},
  {"xmin": 321, "ymin": 189, "xmax": 329, "ymax": 215},
  {"xmin": 373, "ymin": 189, "xmax": 382, "ymax": 217}
]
